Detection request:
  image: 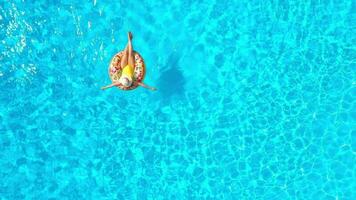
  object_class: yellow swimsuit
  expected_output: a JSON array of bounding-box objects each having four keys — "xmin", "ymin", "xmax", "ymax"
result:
[
  {"xmin": 122, "ymin": 64, "xmax": 134, "ymax": 78},
  {"xmin": 120, "ymin": 65, "xmax": 134, "ymax": 86}
]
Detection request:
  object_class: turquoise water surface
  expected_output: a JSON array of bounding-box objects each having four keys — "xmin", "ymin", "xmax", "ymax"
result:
[{"xmin": 0, "ymin": 0, "xmax": 355, "ymax": 199}]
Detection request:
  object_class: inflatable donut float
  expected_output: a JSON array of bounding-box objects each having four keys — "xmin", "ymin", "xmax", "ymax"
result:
[{"xmin": 108, "ymin": 51, "xmax": 145, "ymax": 90}]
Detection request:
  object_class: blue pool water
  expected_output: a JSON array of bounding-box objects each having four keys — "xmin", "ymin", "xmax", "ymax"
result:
[{"xmin": 0, "ymin": 0, "xmax": 355, "ymax": 199}]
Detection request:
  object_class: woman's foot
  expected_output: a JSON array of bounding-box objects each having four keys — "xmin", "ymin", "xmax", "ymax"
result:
[{"xmin": 128, "ymin": 32, "xmax": 133, "ymax": 41}]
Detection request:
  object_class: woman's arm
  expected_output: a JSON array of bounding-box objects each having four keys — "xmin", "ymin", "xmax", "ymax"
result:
[
  {"xmin": 138, "ymin": 82, "xmax": 156, "ymax": 91},
  {"xmin": 101, "ymin": 82, "xmax": 120, "ymax": 90}
]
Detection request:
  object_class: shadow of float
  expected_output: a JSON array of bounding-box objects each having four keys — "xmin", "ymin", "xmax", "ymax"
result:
[{"xmin": 157, "ymin": 52, "xmax": 185, "ymax": 103}]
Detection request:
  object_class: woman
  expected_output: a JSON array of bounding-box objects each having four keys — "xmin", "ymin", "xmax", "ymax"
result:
[{"xmin": 101, "ymin": 32, "xmax": 156, "ymax": 91}]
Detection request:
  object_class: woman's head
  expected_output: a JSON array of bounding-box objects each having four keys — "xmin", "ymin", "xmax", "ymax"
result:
[{"xmin": 119, "ymin": 76, "xmax": 132, "ymax": 87}]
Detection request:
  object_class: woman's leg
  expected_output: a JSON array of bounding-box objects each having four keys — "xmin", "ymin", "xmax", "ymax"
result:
[
  {"xmin": 120, "ymin": 44, "xmax": 129, "ymax": 69},
  {"xmin": 121, "ymin": 32, "xmax": 134, "ymax": 68},
  {"xmin": 128, "ymin": 32, "xmax": 135, "ymax": 67}
]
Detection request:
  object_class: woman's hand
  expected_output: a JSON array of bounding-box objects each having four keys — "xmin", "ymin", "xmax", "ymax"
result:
[{"xmin": 138, "ymin": 82, "xmax": 157, "ymax": 91}]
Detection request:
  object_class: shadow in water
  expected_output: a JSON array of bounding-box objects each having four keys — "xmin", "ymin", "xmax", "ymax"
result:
[{"xmin": 157, "ymin": 52, "xmax": 185, "ymax": 103}]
